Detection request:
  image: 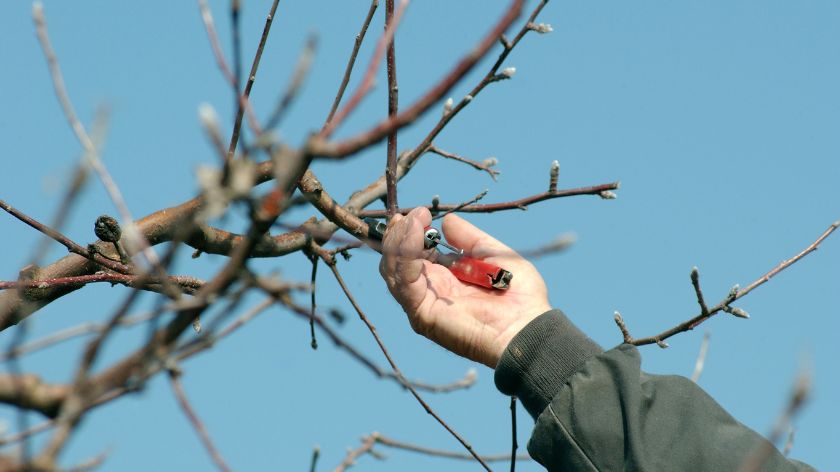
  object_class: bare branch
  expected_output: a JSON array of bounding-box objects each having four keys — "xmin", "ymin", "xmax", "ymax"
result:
[
  {"xmin": 623, "ymin": 221, "xmax": 839, "ymax": 347},
  {"xmin": 359, "ymin": 181, "xmax": 621, "ymax": 218},
  {"xmin": 385, "ymin": 0, "xmax": 400, "ymax": 220}
]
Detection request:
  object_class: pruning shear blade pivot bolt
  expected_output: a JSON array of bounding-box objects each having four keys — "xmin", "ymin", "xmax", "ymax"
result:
[{"xmin": 365, "ymin": 218, "xmax": 513, "ymax": 290}]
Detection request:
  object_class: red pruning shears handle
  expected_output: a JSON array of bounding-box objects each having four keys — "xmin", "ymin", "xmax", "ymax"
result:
[{"xmin": 445, "ymin": 256, "xmax": 513, "ymax": 290}]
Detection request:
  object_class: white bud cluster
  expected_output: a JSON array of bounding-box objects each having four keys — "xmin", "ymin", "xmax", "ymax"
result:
[
  {"xmin": 599, "ymin": 190, "xmax": 617, "ymax": 200},
  {"xmin": 443, "ymin": 97, "xmax": 454, "ymax": 116},
  {"xmin": 528, "ymin": 22, "xmax": 554, "ymax": 34},
  {"xmin": 482, "ymin": 157, "xmax": 498, "ymax": 167},
  {"xmin": 500, "ymin": 67, "xmax": 517, "ymax": 78}
]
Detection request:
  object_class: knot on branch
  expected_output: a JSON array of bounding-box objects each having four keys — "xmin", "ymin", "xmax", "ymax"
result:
[{"xmin": 94, "ymin": 215, "xmax": 121, "ymax": 243}]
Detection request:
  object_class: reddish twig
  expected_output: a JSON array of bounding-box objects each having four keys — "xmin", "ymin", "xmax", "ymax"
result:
[
  {"xmin": 389, "ymin": 0, "xmax": 546, "ymax": 177},
  {"xmin": 359, "ymin": 181, "xmax": 621, "ymax": 217},
  {"xmin": 318, "ymin": 0, "xmax": 526, "ymax": 158},
  {"xmin": 320, "ymin": 0, "xmax": 408, "ymax": 138},
  {"xmin": 168, "ymin": 368, "xmax": 233, "ymax": 472},
  {"xmin": 384, "ymin": 0, "xmax": 400, "ymax": 219},
  {"xmin": 374, "ymin": 432, "xmax": 531, "ymax": 462}
]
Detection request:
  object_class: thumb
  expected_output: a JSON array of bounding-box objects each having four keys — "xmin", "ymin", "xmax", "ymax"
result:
[{"xmin": 441, "ymin": 213, "xmax": 514, "ymax": 260}]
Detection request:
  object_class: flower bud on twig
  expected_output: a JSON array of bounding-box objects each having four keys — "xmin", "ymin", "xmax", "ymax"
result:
[
  {"xmin": 729, "ymin": 307, "xmax": 750, "ymax": 319},
  {"xmin": 599, "ymin": 190, "xmax": 617, "ymax": 200},
  {"xmin": 94, "ymin": 215, "xmax": 121, "ymax": 243},
  {"xmin": 442, "ymin": 97, "xmax": 454, "ymax": 116},
  {"xmin": 527, "ymin": 22, "xmax": 554, "ymax": 34},
  {"xmin": 549, "ymin": 160, "xmax": 559, "ymax": 192}
]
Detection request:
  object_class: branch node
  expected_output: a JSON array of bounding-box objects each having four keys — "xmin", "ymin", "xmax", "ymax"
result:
[
  {"xmin": 499, "ymin": 33, "xmax": 512, "ymax": 49},
  {"xmin": 725, "ymin": 284, "xmax": 740, "ymax": 304}
]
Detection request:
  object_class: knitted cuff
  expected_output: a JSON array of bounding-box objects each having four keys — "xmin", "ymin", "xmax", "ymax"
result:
[{"xmin": 494, "ymin": 309, "xmax": 603, "ymax": 419}]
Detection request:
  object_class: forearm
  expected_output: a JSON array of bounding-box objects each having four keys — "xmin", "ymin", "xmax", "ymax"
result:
[{"xmin": 495, "ymin": 311, "xmax": 814, "ymax": 471}]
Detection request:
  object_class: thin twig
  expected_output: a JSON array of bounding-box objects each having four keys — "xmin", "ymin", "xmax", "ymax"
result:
[
  {"xmin": 690, "ymin": 267, "xmax": 710, "ymax": 316},
  {"xmin": 227, "ymin": 0, "xmax": 281, "ymax": 159},
  {"xmin": 359, "ymin": 181, "xmax": 620, "ymax": 218},
  {"xmin": 510, "ymin": 396, "xmax": 518, "ymax": 472},
  {"xmin": 321, "ymin": 0, "xmax": 408, "ymax": 138},
  {"xmin": 308, "ymin": 254, "xmax": 319, "ymax": 349},
  {"xmin": 427, "ymin": 145, "xmax": 500, "ymax": 181},
  {"xmin": 252, "ymin": 288, "xmax": 477, "ymax": 394},
  {"xmin": 432, "ymin": 189, "xmax": 488, "ymax": 220},
  {"xmin": 318, "ymin": 0, "xmax": 528, "ymax": 158},
  {"xmin": 0, "ymin": 199, "xmax": 131, "ymax": 275},
  {"xmin": 737, "ymin": 220, "xmax": 840, "ymax": 299},
  {"xmin": 623, "ymin": 221, "xmax": 839, "ymax": 347},
  {"xmin": 309, "ymin": 446, "xmax": 321, "ymax": 472},
  {"xmin": 168, "ymin": 369, "xmax": 233, "ymax": 472},
  {"xmin": 310, "ymin": 244, "xmax": 492, "ymax": 471},
  {"xmin": 324, "ymin": 0, "xmax": 380, "ymax": 126},
  {"xmin": 374, "ymin": 433, "xmax": 531, "ymax": 462}
]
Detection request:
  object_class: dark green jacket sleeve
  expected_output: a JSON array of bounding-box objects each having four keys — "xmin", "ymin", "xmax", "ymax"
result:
[{"xmin": 495, "ymin": 310, "xmax": 815, "ymax": 471}]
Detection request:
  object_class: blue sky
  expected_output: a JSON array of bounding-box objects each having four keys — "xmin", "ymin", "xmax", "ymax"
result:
[{"xmin": 1, "ymin": 1, "xmax": 838, "ymax": 471}]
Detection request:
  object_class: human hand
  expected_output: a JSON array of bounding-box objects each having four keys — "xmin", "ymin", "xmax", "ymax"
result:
[{"xmin": 379, "ymin": 207, "xmax": 551, "ymax": 368}]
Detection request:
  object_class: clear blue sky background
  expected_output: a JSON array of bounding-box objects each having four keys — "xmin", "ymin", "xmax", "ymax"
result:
[{"xmin": 1, "ymin": 1, "xmax": 838, "ymax": 471}]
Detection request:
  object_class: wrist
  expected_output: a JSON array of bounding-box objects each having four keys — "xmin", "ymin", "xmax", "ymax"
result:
[{"xmin": 488, "ymin": 303, "xmax": 552, "ymax": 368}]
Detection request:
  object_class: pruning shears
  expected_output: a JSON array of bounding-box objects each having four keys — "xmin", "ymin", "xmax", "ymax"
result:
[{"xmin": 365, "ymin": 218, "xmax": 513, "ymax": 290}]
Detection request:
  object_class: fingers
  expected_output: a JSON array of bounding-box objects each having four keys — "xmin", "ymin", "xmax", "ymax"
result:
[
  {"xmin": 379, "ymin": 208, "xmax": 433, "ymax": 312},
  {"xmin": 441, "ymin": 213, "xmax": 515, "ymax": 260}
]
